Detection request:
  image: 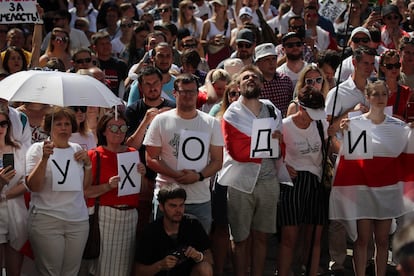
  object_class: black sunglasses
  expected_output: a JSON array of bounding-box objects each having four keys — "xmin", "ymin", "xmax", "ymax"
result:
[
  {"xmin": 158, "ymin": 8, "xmax": 170, "ymax": 13},
  {"xmin": 228, "ymin": 91, "xmax": 240, "ymax": 97},
  {"xmin": 0, "ymin": 120, "xmax": 8, "ymax": 128},
  {"xmin": 351, "ymin": 37, "xmax": 370, "ymax": 44},
  {"xmin": 237, "ymin": 42, "xmax": 252, "ymax": 49},
  {"xmin": 284, "ymin": 41, "xmax": 303, "ymax": 48},
  {"xmin": 70, "ymin": 106, "xmax": 87, "ymax": 113},
  {"xmin": 121, "ymin": 23, "xmax": 133, "ymax": 28},
  {"xmin": 383, "ymin": 62, "xmax": 401, "ymax": 70},
  {"xmin": 183, "ymin": 43, "xmax": 197, "ymax": 48},
  {"xmin": 75, "ymin": 57, "xmax": 92, "ymax": 64}
]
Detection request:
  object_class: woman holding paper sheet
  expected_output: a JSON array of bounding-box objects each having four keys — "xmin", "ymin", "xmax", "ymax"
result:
[
  {"xmin": 332, "ymin": 80, "xmax": 411, "ymax": 276},
  {"xmin": 278, "ymin": 88, "xmax": 339, "ymax": 276},
  {"xmin": 83, "ymin": 110, "xmax": 145, "ymax": 276},
  {"xmin": 26, "ymin": 106, "xmax": 92, "ymax": 276},
  {"xmin": 0, "ymin": 108, "xmax": 29, "ymax": 276}
]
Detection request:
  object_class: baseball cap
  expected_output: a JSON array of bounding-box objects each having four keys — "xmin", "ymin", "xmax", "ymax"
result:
[
  {"xmin": 236, "ymin": 28, "xmax": 255, "ymax": 44},
  {"xmin": 239, "ymin": 7, "xmax": 253, "ymax": 18},
  {"xmin": 254, "ymin": 43, "xmax": 276, "ymax": 62},
  {"xmin": 211, "ymin": 0, "xmax": 227, "ymax": 6},
  {"xmin": 298, "ymin": 89, "xmax": 326, "ymax": 120},
  {"xmin": 350, "ymin": 27, "xmax": 371, "ymax": 40},
  {"xmin": 282, "ymin": 32, "xmax": 302, "ymax": 44}
]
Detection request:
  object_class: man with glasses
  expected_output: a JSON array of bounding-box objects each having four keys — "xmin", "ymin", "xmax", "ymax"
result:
[
  {"xmin": 144, "ymin": 73, "xmax": 224, "ymax": 234},
  {"xmin": 255, "ymin": 43, "xmax": 294, "ymax": 117},
  {"xmin": 217, "ymin": 28, "xmax": 256, "ymax": 69},
  {"xmin": 276, "ymin": 16, "xmax": 315, "ymax": 66},
  {"xmin": 41, "ymin": 9, "xmax": 90, "ymax": 54},
  {"xmin": 70, "ymin": 48, "xmax": 94, "ymax": 72},
  {"xmin": 335, "ymin": 27, "xmax": 377, "ymax": 83},
  {"xmin": 277, "ymin": 32, "xmax": 307, "ymax": 88}
]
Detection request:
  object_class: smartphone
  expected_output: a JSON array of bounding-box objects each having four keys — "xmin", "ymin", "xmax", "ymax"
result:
[{"xmin": 3, "ymin": 153, "xmax": 14, "ymax": 171}]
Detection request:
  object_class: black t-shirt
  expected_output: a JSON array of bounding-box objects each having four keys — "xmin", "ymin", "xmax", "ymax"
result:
[
  {"xmin": 135, "ymin": 216, "xmax": 210, "ymax": 276},
  {"xmin": 98, "ymin": 57, "xmax": 128, "ymax": 99},
  {"xmin": 125, "ymin": 98, "xmax": 176, "ymax": 179}
]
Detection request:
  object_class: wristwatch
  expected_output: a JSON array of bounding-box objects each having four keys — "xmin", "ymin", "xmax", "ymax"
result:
[{"xmin": 198, "ymin": 172, "xmax": 205, "ymax": 181}]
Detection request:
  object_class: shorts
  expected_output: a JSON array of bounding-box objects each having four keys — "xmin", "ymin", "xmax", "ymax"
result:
[
  {"xmin": 278, "ymin": 171, "xmax": 329, "ymax": 226},
  {"xmin": 227, "ymin": 178, "xmax": 279, "ymax": 242},
  {"xmin": 212, "ymin": 182, "xmax": 228, "ymax": 226}
]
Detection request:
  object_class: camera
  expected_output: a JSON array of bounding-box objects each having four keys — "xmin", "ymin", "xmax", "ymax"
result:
[{"xmin": 171, "ymin": 246, "xmax": 188, "ymax": 263}]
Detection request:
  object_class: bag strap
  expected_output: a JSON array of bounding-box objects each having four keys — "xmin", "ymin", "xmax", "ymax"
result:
[
  {"xmin": 316, "ymin": 120, "xmax": 327, "ymax": 155},
  {"xmin": 266, "ymin": 104, "xmax": 277, "ymax": 119},
  {"xmin": 393, "ymin": 85, "xmax": 401, "ymax": 115},
  {"xmin": 223, "ymin": 20, "xmax": 228, "ymax": 35},
  {"xmin": 94, "ymin": 150, "xmax": 101, "ymax": 208}
]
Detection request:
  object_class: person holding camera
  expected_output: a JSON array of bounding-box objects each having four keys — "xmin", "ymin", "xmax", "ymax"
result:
[{"xmin": 135, "ymin": 184, "xmax": 213, "ymax": 276}]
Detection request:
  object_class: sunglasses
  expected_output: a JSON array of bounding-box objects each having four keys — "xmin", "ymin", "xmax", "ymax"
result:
[
  {"xmin": 107, "ymin": 124, "xmax": 128, "ymax": 133},
  {"xmin": 237, "ymin": 42, "xmax": 252, "ymax": 49},
  {"xmin": 284, "ymin": 41, "xmax": 303, "ymax": 48},
  {"xmin": 158, "ymin": 8, "xmax": 170, "ymax": 13},
  {"xmin": 402, "ymin": 36, "xmax": 414, "ymax": 44},
  {"xmin": 305, "ymin": 76, "xmax": 323, "ymax": 85},
  {"xmin": 183, "ymin": 43, "xmax": 197, "ymax": 48},
  {"xmin": 383, "ymin": 62, "xmax": 401, "ymax": 70},
  {"xmin": 75, "ymin": 57, "xmax": 92, "ymax": 64},
  {"xmin": 0, "ymin": 120, "xmax": 8, "ymax": 128},
  {"xmin": 228, "ymin": 91, "xmax": 240, "ymax": 97},
  {"xmin": 187, "ymin": 6, "xmax": 196, "ymax": 10},
  {"xmin": 385, "ymin": 15, "xmax": 400, "ymax": 20},
  {"xmin": 53, "ymin": 36, "xmax": 69, "ymax": 43},
  {"xmin": 70, "ymin": 106, "xmax": 87, "ymax": 113},
  {"xmin": 351, "ymin": 36, "xmax": 370, "ymax": 44},
  {"xmin": 289, "ymin": 25, "xmax": 304, "ymax": 30},
  {"xmin": 121, "ymin": 23, "xmax": 133, "ymax": 28},
  {"xmin": 306, "ymin": 13, "xmax": 318, "ymax": 18}
]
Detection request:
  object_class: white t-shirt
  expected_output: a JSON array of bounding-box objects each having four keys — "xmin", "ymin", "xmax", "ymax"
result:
[
  {"xmin": 69, "ymin": 131, "xmax": 96, "ymax": 150},
  {"xmin": 282, "ymin": 116, "xmax": 328, "ymax": 179},
  {"xmin": 26, "ymin": 142, "xmax": 88, "ymax": 221},
  {"xmin": 276, "ymin": 61, "xmax": 307, "ymax": 88},
  {"xmin": 143, "ymin": 109, "xmax": 224, "ymax": 204}
]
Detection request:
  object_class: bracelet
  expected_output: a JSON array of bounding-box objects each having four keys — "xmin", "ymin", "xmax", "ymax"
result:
[
  {"xmin": 84, "ymin": 164, "xmax": 92, "ymax": 170},
  {"xmin": 196, "ymin": 252, "xmax": 204, "ymax": 263}
]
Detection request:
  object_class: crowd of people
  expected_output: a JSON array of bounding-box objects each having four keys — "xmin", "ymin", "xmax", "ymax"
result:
[{"xmin": 1, "ymin": 0, "xmax": 414, "ymax": 275}]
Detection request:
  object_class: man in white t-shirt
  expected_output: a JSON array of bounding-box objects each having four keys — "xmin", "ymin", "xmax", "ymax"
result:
[{"xmin": 144, "ymin": 73, "xmax": 224, "ymax": 234}]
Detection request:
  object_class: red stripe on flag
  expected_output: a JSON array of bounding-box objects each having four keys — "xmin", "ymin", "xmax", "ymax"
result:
[
  {"xmin": 334, "ymin": 156, "xmax": 403, "ymax": 188},
  {"xmin": 222, "ymin": 120, "xmax": 262, "ymax": 164}
]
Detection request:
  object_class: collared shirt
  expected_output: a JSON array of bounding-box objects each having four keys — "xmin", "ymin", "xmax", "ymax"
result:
[{"xmin": 260, "ymin": 72, "xmax": 294, "ymax": 117}]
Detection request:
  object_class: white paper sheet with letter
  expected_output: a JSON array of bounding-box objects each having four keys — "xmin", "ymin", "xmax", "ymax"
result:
[
  {"xmin": 117, "ymin": 151, "xmax": 141, "ymax": 196},
  {"xmin": 51, "ymin": 148, "xmax": 82, "ymax": 191},
  {"xmin": 344, "ymin": 120, "xmax": 373, "ymax": 160},
  {"xmin": 250, "ymin": 118, "xmax": 279, "ymax": 158},
  {"xmin": 177, "ymin": 130, "xmax": 210, "ymax": 171}
]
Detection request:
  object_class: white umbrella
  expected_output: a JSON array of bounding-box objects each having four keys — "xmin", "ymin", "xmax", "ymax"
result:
[{"xmin": 0, "ymin": 70, "xmax": 123, "ymax": 108}]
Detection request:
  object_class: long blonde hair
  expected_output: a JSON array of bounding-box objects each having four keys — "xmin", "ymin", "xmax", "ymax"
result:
[{"xmin": 178, "ymin": 1, "xmax": 196, "ymax": 31}]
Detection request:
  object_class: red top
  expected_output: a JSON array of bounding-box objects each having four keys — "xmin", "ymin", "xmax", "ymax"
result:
[
  {"xmin": 388, "ymin": 85, "xmax": 412, "ymax": 122},
  {"xmin": 87, "ymin": 146, "xmax": 139, "ymax": 208}
]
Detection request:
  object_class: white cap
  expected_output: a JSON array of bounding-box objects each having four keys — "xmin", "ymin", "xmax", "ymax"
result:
[
  {"xmin": 254, "ymin": 43, "xmax": 277, "ymax": 62},
  {"xmin": 239, "ymin": 7, "xmax": 253, "ymax": 18}
]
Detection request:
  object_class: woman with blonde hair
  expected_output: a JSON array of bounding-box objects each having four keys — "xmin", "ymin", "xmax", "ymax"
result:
[
  {"xmin": 201, "ymin": 68, "xmax": 231, "ymax": 113},
  {"xmin": 39, "ymin": 28, "xmax": 72, "ymax": 70},
  {"xmin": 287, "ymin": 64, "xmax": 329, "ymax": 116},
  {"xmin": 177, "ymin": 0, "xmax": 203, "ymax": 39}
]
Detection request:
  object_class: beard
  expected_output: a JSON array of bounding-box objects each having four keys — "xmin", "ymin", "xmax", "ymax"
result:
[
  {"xmin": 242, "ymin": 85, "xmax": 261, "ymax": 99},
  {"xmin": 286, "ymin": 52, "xmax": 303, "ymax": 61}
]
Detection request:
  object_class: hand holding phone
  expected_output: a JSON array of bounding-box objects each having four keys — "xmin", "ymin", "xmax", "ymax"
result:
[{"xmin": 3, "ymin": 153, "xmax": 14, "ymax": 172}]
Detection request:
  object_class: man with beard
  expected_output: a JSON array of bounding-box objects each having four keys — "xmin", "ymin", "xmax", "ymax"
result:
[
  {"xmin": 217, "ymin": 28, "xmax": 256, "ymax": 69},
  {"xmin": 277, "ymin": 32, "xmax": 307, "ymax": 88},
  {"xmin": 135, "ymin": 184, "xmax": 213, "ymax": 276},
  {"xmin": 219, "ymin": 65, "xmax": 283, "ymax": 276},
  {"xmin": 255, "ymin": 43, "xmax": 294, "ymax": 117},
  {"xmin": 125, "ymin": 66, "xmax": 176, "ymax": 239},
  {"xmin": 128, "ymin": 42, "xmax": 176, "ymax": 106},
  {"xmin": 144, "ymin": 73, "xmax": 224, "ymax": 234}
]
